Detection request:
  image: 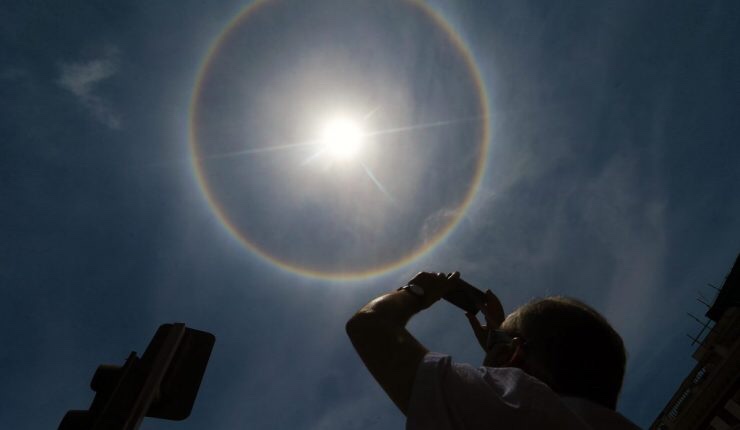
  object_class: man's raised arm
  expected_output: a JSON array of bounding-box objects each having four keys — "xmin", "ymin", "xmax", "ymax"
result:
[{"xmin": 345, "ymin": 272, "xmax": 457, "ymax": 414}]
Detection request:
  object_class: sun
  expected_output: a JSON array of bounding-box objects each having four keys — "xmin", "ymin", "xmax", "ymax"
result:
[{"xmin": 320, "ymin": 116, "xmax": 364, "ymax": 161}]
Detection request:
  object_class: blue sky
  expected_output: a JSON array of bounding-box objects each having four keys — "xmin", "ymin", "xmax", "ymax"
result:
[{"xmin": 1, "ymin": 1, "xmax": 739, "ymax": 428}]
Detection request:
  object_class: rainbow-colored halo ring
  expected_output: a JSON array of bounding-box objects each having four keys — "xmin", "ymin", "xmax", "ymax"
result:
[{"xmin": 189, "ymin": 0, "xmax": 490, "ymax": 280}]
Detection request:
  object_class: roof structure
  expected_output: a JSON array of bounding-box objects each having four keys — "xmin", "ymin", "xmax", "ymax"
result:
[{"xmin": 707, "ymin": 254, "xmax": 740, "ymax": 321}]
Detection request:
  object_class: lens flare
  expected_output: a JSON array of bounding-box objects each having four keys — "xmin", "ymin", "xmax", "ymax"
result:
[{"xmin": 321, "ymin": 117, "xmax": 364, "ymax": 161}]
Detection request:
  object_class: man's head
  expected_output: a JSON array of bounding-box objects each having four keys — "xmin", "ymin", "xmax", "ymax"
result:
[{"xmin": 485, "ymin": 296, "xmax": 626, "ymax": 410}]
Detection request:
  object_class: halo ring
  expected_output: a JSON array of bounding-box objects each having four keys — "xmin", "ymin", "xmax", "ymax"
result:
[{"xmin": 189, "ymin": 0, "xmax": 490, "ymax": 280}]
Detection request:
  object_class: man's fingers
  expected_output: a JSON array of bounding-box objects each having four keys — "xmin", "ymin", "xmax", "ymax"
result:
[
  {"xmin": 465, "ymin": 312, "xmax": 488, "ymax": 350},
  {"xmin": 481, "ymin": 289, "xmax": 506, "ymax": 328},
  {"xmin": 407, "ymin": 272, "xmax": 430, "ymax": 285},
  {"xmin": 408, "ymin": 271, "xmax": 446, "ymax": 286}
]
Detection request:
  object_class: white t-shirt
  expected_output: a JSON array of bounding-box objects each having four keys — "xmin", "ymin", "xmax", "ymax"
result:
[{"xmin": 407, "ymin": 352, "xmax": 641, "ymax": 430}]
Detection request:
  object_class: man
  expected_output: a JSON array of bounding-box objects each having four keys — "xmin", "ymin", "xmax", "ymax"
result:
[{"xmin": 346, "ymin": 271, "xmax": 641, "ymax": 429}]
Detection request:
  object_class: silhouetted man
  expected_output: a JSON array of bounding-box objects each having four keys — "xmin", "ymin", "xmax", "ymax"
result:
[{"xmin": 346, "ymin": 272, "xmax": 641, "ymax": 429}]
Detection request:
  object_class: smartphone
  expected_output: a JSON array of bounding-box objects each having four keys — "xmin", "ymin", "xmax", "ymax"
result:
[{"xmin": 443, "ymin": 277, "xmax": 486, "ymax": 314}]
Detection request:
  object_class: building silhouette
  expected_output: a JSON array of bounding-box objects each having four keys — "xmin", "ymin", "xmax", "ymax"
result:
[{"xmin": 651, "ymin": 254, "xmax": 740, "ymax": 430}]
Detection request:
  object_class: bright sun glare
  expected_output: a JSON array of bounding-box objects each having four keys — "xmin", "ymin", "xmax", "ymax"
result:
[{"xmin": 321, "ymin": 117, "xmax": 364, "ymax": 161}]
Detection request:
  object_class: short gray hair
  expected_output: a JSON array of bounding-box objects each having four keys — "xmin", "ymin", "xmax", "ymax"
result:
[{"xmin": 502, "ymin": 296, "xmax": 626, "ymax": 409}]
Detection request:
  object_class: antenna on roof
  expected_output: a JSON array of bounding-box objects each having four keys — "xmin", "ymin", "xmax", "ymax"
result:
[
  {"xmin": 686, "ymin": 312, "xmax": 712, "ymax": 347},
  {"xmin": 687, "ymin": 312, "xmax": 705, "ymax": 325},
  {"xmin": 685, "ymin": 333, "xmax": 705, "ymax": 347},
  {"xmin": 697, "ymin": 291, "xmax": 711, "ymax": 303}
]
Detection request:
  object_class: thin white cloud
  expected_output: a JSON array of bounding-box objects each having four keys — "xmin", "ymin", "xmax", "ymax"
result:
[
  {"xmin": 580, "ymin": 153, "xmax": 667, "ymax": 347},
  {"xmin": 57, "ymin": 49, "xmax": 121, "ymax": 128},
  {"xmin": 420, "ymin": 207, "xmax": 460, "ymax": 243}
]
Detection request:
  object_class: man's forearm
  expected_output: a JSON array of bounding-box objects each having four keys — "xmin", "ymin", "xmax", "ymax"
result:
[
  {"xmin": 346, "ymin": 273, "xmax": 457, "ymax": 414},
  {"xmin": 346, "ymin": 290, "xmax": 428, "ymax": 414},
  {"xmin": 350, "ymin": 289, "xmax": 424, "ymax": 326}
]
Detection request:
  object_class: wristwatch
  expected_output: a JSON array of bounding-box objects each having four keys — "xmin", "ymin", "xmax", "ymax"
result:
[{"xmin": 398, "ymin": 283, "xmax": 425, "ymax": 298}]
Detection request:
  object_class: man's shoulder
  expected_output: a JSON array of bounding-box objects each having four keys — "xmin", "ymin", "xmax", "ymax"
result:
[
  {"xmin": 427, "ymin": 353, "xmax": 553, "ymax": 396},
  {"xmin": 416, "ymin": 353, "xmax": 560, "ymax": 413},
  {"xmin": 410, "ymin": 353, "xmax": 642, "ymax": 430}
]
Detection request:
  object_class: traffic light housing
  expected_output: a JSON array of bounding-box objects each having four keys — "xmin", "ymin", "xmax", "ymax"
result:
[{"xmin": 59, "ymin": 323, "xmax": 215, "ymax": 430}]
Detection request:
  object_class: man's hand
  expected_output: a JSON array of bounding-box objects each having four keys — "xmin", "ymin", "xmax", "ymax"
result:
[
  {"xmin": 405, "ymin": 271, "xmax": 460, "ymax": 309},
  {"xmin": 465, "ymin": 290, "xmax": 506, "ymax": 351}
]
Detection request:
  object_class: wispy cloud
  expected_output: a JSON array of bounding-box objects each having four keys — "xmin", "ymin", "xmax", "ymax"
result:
[{"xmin": 57, "ymin": 48, "xmax": 121, "ymax": 128}]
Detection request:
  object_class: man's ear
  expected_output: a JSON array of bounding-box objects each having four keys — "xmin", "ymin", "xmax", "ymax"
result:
[{"xmin": 504, "ymin": 338, "xmax": 526, "ymax": 367}]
